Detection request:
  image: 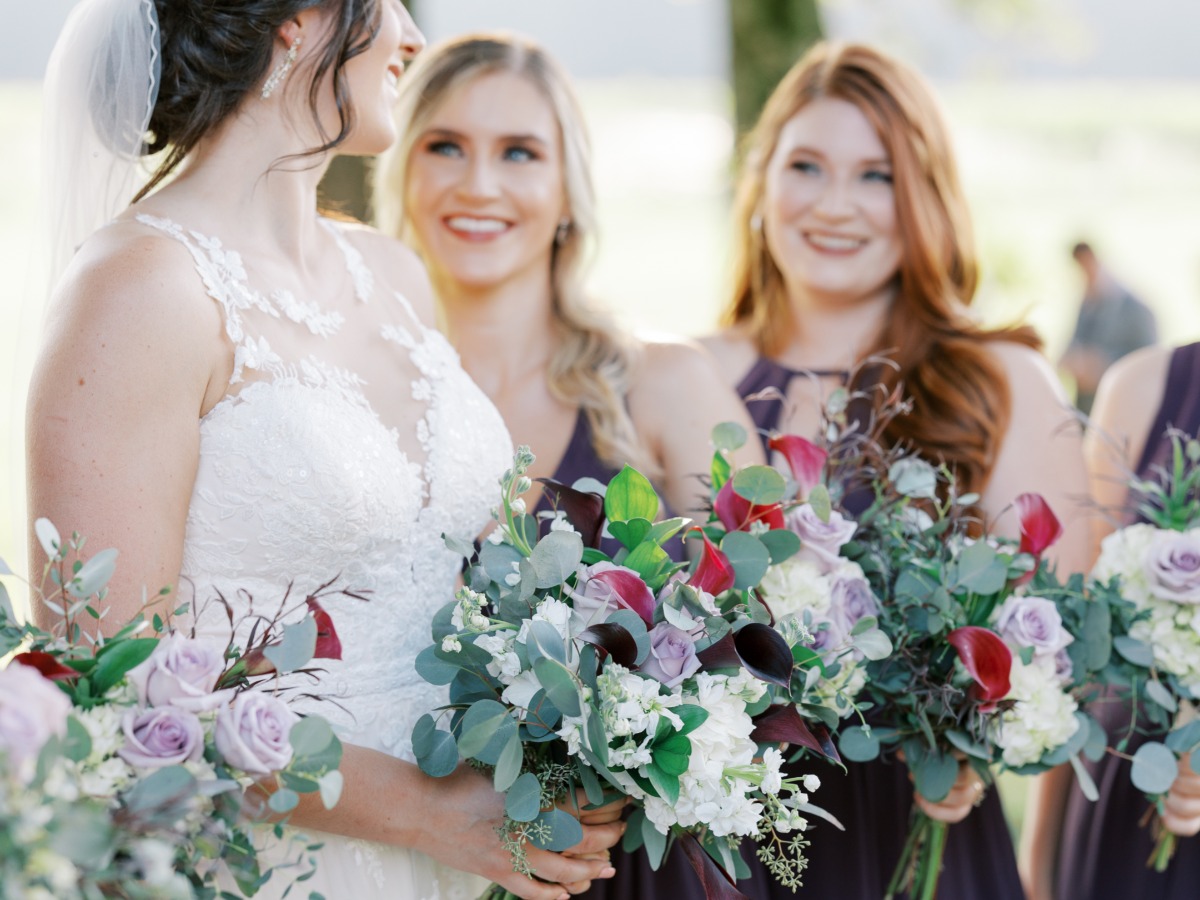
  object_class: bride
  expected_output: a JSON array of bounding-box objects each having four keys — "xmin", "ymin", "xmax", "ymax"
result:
[{"xmin": 26, "ymin": 1, "xmax": 622, "ymax": 897}]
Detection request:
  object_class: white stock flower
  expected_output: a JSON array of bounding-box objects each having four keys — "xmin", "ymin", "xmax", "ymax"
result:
[
  {"xmin": 441, "ymin": 635, "xmax": 462, "ymax": 654},
  {"xmin": 500, "ymin": 669, "xmax": 543, "ymax": 716},
  {"xmin": 476, "ymin": 632, "xmax": 522, "ymax": 682}
]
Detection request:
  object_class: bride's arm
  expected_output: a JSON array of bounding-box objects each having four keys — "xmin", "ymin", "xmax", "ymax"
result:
[
  {"xmin": 277, "ymin": 746, "xmax": 621, "ymax": 899},
  {"xmin": 26, "ymin": 229, "xmax": 228, "ymax": 626}
]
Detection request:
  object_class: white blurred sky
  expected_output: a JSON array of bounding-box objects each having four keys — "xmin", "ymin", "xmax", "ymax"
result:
[{"xmin": 7, "ymin": 0, "xmax": 1200, "ymax": 83}]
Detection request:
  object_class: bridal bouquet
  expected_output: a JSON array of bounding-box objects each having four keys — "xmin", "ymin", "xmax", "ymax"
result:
[
  {"xmin": 414, "ymin": 446, "xmax": 837, "ymax": 899},
  {"xmin": 1089, "ymin": 429, "xmax": 1200, "ymax": 870},
  {"xmin": 823, "ymin": 459, "xmax": 1111, "ymax": 900},
  {"xmin": 0, "ymin": 520, "xmax": 347, "ymax": 898}
]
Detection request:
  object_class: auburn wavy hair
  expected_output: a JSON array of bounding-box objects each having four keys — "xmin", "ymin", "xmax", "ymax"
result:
[
  {"xmin": 375, "ymin": 33, "xmax": 657, "ymax": 479},
  {"xmin": 723, "ymin": 42, "xmax": 1040, "ymax": 496}
]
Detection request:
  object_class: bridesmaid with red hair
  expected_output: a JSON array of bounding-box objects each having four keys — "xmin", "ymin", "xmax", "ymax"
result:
[{"xmin": 704, "ymin": 41, "xmax": 1092, "ymax": 898}]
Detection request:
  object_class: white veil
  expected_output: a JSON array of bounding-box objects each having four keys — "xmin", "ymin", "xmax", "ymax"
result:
[{"xmin": 42, "ymin": 0, "xmax": 161, "ymax": 286}]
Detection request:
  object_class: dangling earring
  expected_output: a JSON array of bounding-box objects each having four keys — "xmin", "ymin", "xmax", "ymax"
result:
[
  {"xmin": 554, "ymin": 218, "xmax": 572, "ymax": 246},
  {"xmin": 261, "ymin": 36, "xmax": 302, "ymax": 100}
]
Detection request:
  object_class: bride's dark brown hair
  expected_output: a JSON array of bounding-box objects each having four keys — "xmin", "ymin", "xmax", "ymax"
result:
[
  {"xmin": 133, "ymin": 0, "xmax": 382, "ymax": 201},
  {"xmin": 722, "ymin": 42, "xmax": 1040, "ymax": 496}
]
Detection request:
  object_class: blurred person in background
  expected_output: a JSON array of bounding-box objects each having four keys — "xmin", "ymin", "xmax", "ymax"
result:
[
  {"xmin": 1058, "ymin": 240, "xmax": 1157, "ymax": 415},
  {"xmin": 703, "ymin": 41, "xmax": 1091, "ymax": 900}
]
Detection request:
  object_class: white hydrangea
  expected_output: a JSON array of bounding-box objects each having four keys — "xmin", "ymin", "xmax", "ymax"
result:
[
  {"xmin": 758, "ymin": 557, "xmax": 832, "ymax": 621},
  {"xmin": 1093, "ymin": 523, "xmax": 1156, "ymax": 604},
  {"xmin": 1131, "ymin": 606, "xmax": 1200, "ymax": 695},
  {"xmin": 991, "ymin": 658, "xmax": 1080, "ymax": 767}
]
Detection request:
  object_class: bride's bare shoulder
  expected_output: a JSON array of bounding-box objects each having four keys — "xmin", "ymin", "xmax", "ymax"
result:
[{"xmin": 327, "ymin": 220, "xmax": 438, "ymax": 327}]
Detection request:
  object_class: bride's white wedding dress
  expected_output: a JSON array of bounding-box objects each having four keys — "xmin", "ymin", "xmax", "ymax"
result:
[{"xmin": 135, "ymin": 213, "xmax": 512, "ymax": 899}]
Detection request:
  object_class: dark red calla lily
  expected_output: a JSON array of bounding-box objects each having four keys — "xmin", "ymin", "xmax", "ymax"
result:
[
  {"xmin": 946, "ymin": 626, "xmax": 1012, "ymax": 711},
  {"xmin": 768, "ymin": 434, "xmax": 828, "ymax": 498},
  {"xmin": 13, "ymin": 651, "xmax": 80, "ymax": 682},
  {"xmin": 307, "ymin": 598, "xmax": 342, "ymax": 661},
  {"xmin": 1013, "ymin": 493, "xmax": 1063, "ymax": 585},
  {"xmin": 714, "ymin": 479, "xmax": 785, "ymax": 533},
  {"xmin": 689, "ymin": 528, "xmax": 736, "ymax": 595},
  {"xmin": 677, "ymin": 832, "xmax": 748, "ymax": 900}
]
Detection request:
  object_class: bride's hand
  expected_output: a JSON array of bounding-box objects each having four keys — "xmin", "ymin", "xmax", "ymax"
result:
[
  {"xmin": 1162, "ymin": 755, "xmax": 1200, "ymax": 837},
  {"xmin": 414, "ymin": 765, "xmax": 622, "ymax": 899}
]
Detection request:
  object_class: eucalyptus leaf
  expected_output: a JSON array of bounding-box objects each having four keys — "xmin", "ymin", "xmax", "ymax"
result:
[
  {"xmin": 526, "ymin": 619, "xmax": 569, "ymax": 666},
  {"xmin": 63, "ymin": 716, "xmax": 93, "ymax": 763},
  {"xmin": 950, "ymin": 541, "xmax": 1008, "ymax": 595},
  {"xmin": 889, "ymin": 458, "xmax": 938, "ymax": 499},
  {"xmin": 641, "ymin": 809, "xmax": 668, "ymax": 870},
  {"xmin": 290, "ymin": 716, "xmax": 337, "ymax": 758},
  {"xmin": 732, "ymin": 466, "xmax": 786, "ymax": 506},
  {"xmin": 912, "ymin": 748, "xmax": 959, "ymax": 803},
  {"xmin": 263, "ymin": 616, "xmax": 318, "ymax": 674},
  {"xmin": 1145, "ymin": 679, "xmax": 1179, "ymax": 714},
  {"xmin": 851, "ymin": 628, "xmax": 892, "ymax": 661},
  {"xmin": 442, "ymin": 532, "xmax": 477, "ymax": 560},
  {"xmin": 415, "ymin": 645, "xmax": 463, "ymax": 686},
  {"xmin": 1166, "ymin": 721, "xmax": 1200, "ymax": 754},
  {"xmin": 66, "ymin": 547, "xmax": 119, "ymax": 599},
  {"xmin": 534, "ymin": 657, "xmax": 582, "ymax": 718},
  {"xmin": 268, "ymin": 788, "xmax": 300, "ymax": 814},
  {"xmin": 838, "ymin": 726, "xmax": 880, "ymax": 762},
  {"xmin": 945, "ymin": 729, "xmax": 989, "ymax": 761},
  {"xmin": 720, "ymin": 531, "xmax": 771, "ymax": 590},
  {"xmin": 1068, "ymin": 753, "xmax": 1099, "ymax": 802},
  {"xmin": 1114, "ymin": 635, "xmax": 1155, "ymax": 667},
  {"xmin": 479, "ymin": 540, "xmax": 525, "ymax": 586},
  {"xmin": 1131, "ymin": 741, "xmax": 1179, "ymax": 795},
  {"xmin": 456, "ymin": 700, "xmax": 514, "ymax": 759},
  {"xmin": 123, "ymin": 765, "xmax": 197, "ymax": 814},
  {"xmin": 34, "ymin": 518, "xmax": 62, "ymax": 560},
  {"xmin": 529, "ymin": 530, "xmax": 584, "ymax": 589},
  {"xmin": 412, "ymin": 715, "xmax": 459, "ymax": 777},
  {"xmin": 318, "ymin": 770, "xmax": 344, "ymax": 808},
  {"xmin": 758, "ymin": 528, "xmax": 801, "ymax": 565},
  {"xmin": 494, "ymin": 731, "xmax": 524, "ymax": 792},
  {"xmin": 506, "ymin": 771, "xmax": 544, "ymax": 822},
  {"xmin": 711, "ymin": 421, "xmax": 748, "ymax": 454},
  {"xmin": 808, "ymin": 484, "xmax": 832, "ymax": 522},
  {"xmin": 529, "ymin": 808, "xmax": 585, "ymax": 852}
]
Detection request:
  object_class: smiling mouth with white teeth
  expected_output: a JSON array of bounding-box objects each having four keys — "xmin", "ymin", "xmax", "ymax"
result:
[
  {"xmin": 385, "ymin": 66, "xmax": 401, "ymax": 90},
  {"xmin": 446, "ymin": 216, "xmax": 510, "ymax": 235},
  {"xmin": 804, "ymin": 232, "xmax": 867, "ymax": 252}
]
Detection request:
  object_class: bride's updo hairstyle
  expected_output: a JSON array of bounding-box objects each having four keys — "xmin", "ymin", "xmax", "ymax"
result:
[
  {"xmin": 723, "ymin": 42, "xmax": 1039, "ymax": 496},
  {"xmin": 376, "ymin": 33, "xmax": 659, "ymax": 480},
  {"xmin": 134, "ymin": 0, "xmax": 382, "ymax": 201}
]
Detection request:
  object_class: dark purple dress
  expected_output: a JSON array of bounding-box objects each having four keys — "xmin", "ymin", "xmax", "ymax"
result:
[
  {"xmin": 1054, "ymin": 343, "xmax": 1200, "ymax": 899},
  {"xmin": 734, "ymin": 356, "xmax": 1026, "ymax": 900}
]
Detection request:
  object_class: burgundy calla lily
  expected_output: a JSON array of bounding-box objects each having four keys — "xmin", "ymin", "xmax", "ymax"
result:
[
  {"xmin": 307, "ymin": 598, "xmax": 342, "ymax": 661},
  {"xmin": 768, "ymin": 434, "xmax": 828, "ymax": 498},
  {"xmin": 714, "ymin": 479, "xmax": 785, "ymax": 533},
  {"xmin": 689, "ymin": 528, "xmax": 736, "ymax": 595},
  {"xmin": 13, "ymin": 651, "xmax": 80, "ymax": 682},
  {"xmin": 946, "ymin": 626, "xmax": 1012, "ymax": 711},
  {"xmin": 1012, "ymin": 493, "xmax": 1063, "ymax": 585}
]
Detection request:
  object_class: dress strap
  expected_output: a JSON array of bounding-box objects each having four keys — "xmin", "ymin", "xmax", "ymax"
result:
[
  {"xmin": 318, "ymin": 217, "xmax": 375, "ymax": 304},
  {"xmin": 135, "ymin": 213, "xmax": 280, "ymax": 384}
]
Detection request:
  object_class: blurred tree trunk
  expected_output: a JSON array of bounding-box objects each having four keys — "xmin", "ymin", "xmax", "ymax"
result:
[{"xmin": 730, "ymin": 0, "xmax": 824, "ymax": 135}]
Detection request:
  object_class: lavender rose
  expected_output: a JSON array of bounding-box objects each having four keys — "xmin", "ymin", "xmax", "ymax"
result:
[
  {"xmin": 118, "ymin": 706, "xmax": 204, "ymax": 769},
  {"xmin": 640, "ymin": 623, "xmax": 702, "ymax": 688},
  {"xmin": 787, "ymin": 505, "xmax": 857, "ymax": 573},
  {"xmin": 1146, "ymin": 531, "xmax": 1200, "ymax": 604},
  {"xmin": 128, "ymin": 634, "xmax": 232, "ymax": 712},
  {"xmin": 0, "ymin": 664, "xmax": 72, "ymax": 779},
  {"xmin": 828, "ymin": 572, "xmax": 881, "ymax": 658},
  {"xmin": 994, "ymin": 595, "xmax": 1073, "ymax": 659},
  {"xmin": 808, "ymin": 614, "xmax": 848, "ymax": 655},
  {"xmin": 215, "ymin": 692, "xmax": 298, "ymax": 775},
  {"xmin": 567, "ymin": 562, "xmax": 656, "ymax": 626}
]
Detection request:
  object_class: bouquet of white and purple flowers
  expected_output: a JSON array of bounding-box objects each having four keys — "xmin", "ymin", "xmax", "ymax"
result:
[
  {"xmin": 0, "ymin": 520, "xmax": 347, "ymax": 898},
  {"xmin": 414, "ymin": 445, "xmax": 840, "ymax": 899},
  {"xmin": 1089, "ymin": 429, "xmax": 1200, "ymax": 870}
]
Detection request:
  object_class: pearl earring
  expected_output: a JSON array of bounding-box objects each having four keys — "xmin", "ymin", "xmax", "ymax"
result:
[{"xmin": 261, "ymin": 36, "xmax": 302, "ymax": 100}]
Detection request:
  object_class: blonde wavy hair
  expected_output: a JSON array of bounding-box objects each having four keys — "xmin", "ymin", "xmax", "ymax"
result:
[{"xmin": 375, "ymin": 33, "xmax": 657, "ymax": 480}]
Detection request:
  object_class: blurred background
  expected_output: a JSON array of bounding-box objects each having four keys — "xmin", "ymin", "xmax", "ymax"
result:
[{"xmin": 3, "ymin": 0, "xmax": 1198, "ymax": 660}]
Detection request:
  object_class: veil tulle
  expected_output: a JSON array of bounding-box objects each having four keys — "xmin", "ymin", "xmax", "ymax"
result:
[{"xmin": 42, "ymin": 0, "xmax": 161, "ymax": 287}]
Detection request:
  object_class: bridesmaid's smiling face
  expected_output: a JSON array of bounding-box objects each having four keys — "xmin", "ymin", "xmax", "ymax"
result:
[
  {"xmin": 404, "ymin": 70, "xmax": 567, "ymax": 293},
  {"xmin": 762, "ymin": 97, "xmax": 903, "ymax": 309}
]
